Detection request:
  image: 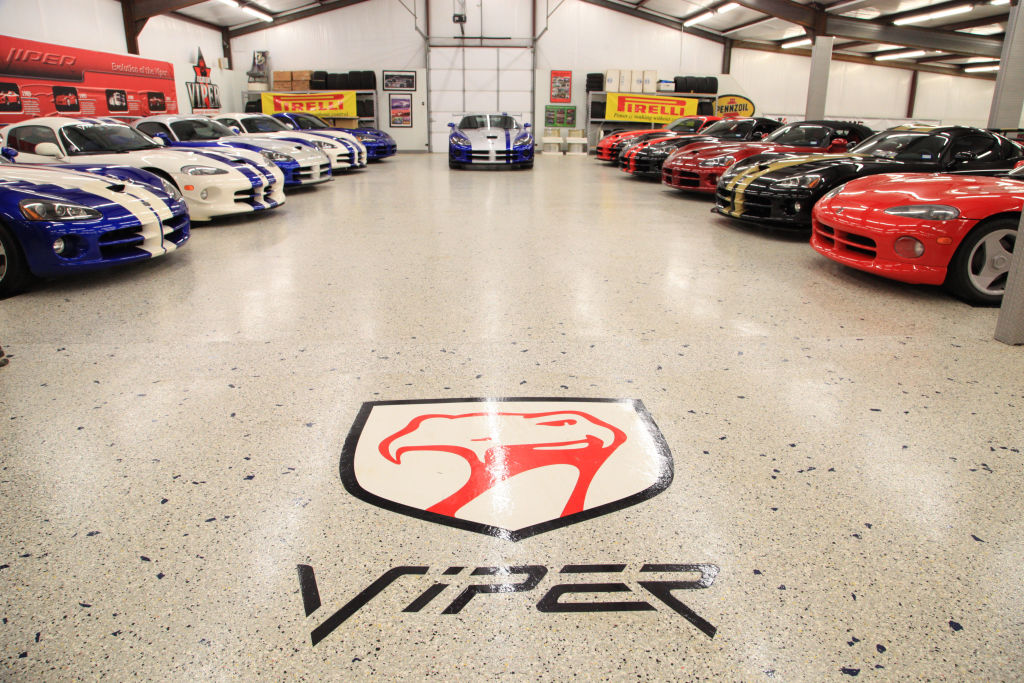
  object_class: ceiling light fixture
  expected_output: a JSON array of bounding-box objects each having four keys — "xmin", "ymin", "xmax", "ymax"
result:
[
  {"xmin": 241, "ymin": 5, "xmax": 274, "ymax": 21},
  {"xmin": 781, "ymin": 37, "xmax": 812, "ymax": 48},
  {"xmin": 989, "ymin": 0, "xmax": 1009, "ymax": 5},
  {"xmin": 717, "ymin": 3, "xmax": 740, "ymax": 13},
  {"xmin": 893, "ymin": 4, "xmax": 973, "ymax": 25},
  {"xmin": 964, "ymin": 64, "xmax": 999, "ymax": 72},
  {"xmin": 217, "ymin": 0, "xmax": 240, "ymax": 6},
  {"xmin": 683, "ymin": 11, "xmax": 715, "ymax": 27},
  {"xmin": 874, "ymin": 49, "xmax": 926, "ymax": 61}
]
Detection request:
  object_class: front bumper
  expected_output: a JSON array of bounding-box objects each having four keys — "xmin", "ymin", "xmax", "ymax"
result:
[
  {"xmin": 450, "ymin": 145, "xmax": 534, "ymax": 166},
  {"xmin": 596, "ymin": 143, "xmax": 625, "ymax": 162},
  {"xmin": 714, "ymin": 183, "xmax": 815, "ymax": 230},
  {"xmin": 178, "ymin": 163, "xmax": 285, "ymax": 221},
  {"xmin": 363, "ymin": 139, "xmax": 397, "ymax": 160},
  {"xmin": 810, "ymin": 209, "xmax": 965, "ymax": 285},
  {"xmin": 275, "ymin": 149, "xmax": 332, "ymax": 186},
  {"xmin": 662, "ymin": 161, "xmax": 720, "ymax": 193},
  {"xmin": 621, "ymin": 153, "xmax": 667, "ymax": 177},
  {"xmin": 17, "ymin": 206, "xmax": 190, "ymax": 278}
]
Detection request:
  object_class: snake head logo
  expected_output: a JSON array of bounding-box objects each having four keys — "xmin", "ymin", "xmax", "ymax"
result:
[{"xmin": 341, "ymin": 399, "xmax": 673, "ymax": 541}]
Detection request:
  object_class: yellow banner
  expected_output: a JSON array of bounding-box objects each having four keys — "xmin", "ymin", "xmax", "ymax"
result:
[
  {"xmin": 603, "ymin": 93, "xmax": 699, "ymax": 123},
  {"xmin": 260, "ymin": 91, "xmax": 357, "ymax": 117},
  {"xmin": 715, "ymin": 94, "xmax": 755, "ymax": 117}
]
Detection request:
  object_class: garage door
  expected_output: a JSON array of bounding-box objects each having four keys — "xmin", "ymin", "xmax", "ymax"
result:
[{"xmin": 428, "ymin": 47, "xmax": 533, "ymax": 152}]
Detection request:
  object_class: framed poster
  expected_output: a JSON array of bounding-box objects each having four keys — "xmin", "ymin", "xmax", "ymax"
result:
[
  {"xmin": 544, "ymin": 105, "xmax": 576, "ymax": 127},
  {"xmin": 550, "ymin": 70, "xmax": 571, "ymax": 103},
  {"xmin": 389, "ymin": 93, "xmax": 412, "ymax": 127},
  {"xmin": 383, "ymin": 70, "xmax": 416, "ymax": 91}
]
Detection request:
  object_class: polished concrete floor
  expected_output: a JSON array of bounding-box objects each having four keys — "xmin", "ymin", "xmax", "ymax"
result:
[{"xmin": 1, "ymin": 153, "xmax": 1021, "ymax": 680}]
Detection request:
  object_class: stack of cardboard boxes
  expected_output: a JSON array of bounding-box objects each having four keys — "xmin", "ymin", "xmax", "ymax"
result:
[{"xmin": 272, "ymin": 70, "xmax": 313, "ymax": 92}]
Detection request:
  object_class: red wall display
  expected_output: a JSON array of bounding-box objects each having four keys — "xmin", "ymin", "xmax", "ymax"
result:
[{"xmin": 0, "ymin": 34, "xmax": 178, "ymax": 125}]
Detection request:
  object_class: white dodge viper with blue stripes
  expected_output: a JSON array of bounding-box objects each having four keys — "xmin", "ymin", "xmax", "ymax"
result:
[
  {"xmin": 0, "ymin": 117, "xmax": 285, "ymax": 221},
  {"xmin": 448, "ymin": 114, "xmax": 534, "ymax": 169}
]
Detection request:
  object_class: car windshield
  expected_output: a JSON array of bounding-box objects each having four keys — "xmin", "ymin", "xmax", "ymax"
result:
[
  {"xmin": 293, "ymin": 114, "xmax": 329, "ymax": 129},
  {"xmin": 60, "ymin": 124, "xmax": 158, "ymax": 154},
  {"xmin": 763, "ymin": 124, "xmax": 831, "ymax": 146},
  {"xmin": 852, "ymin": 131, "xmax": 948, "ymax": 160},
  {"xmin": 666, "ymin": 118, "xmax": 704, "ymax": 133},
  {"xmin": 702, "ymin": 119, "xmax": 754, "ymax": 139},
  {"xmin": 241, "ymin": 116, "xmax": 288, "ymax": 133},
  {"xmin": 458, "ymin": 115, "xmax": 519, "ymax": 130},
  {"xmin": 170, "ymin": 119, "xmax": 236, "ymax": 141}
]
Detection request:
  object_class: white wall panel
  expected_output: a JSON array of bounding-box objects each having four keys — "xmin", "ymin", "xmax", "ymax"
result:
[
  {"xmin": 430, "ymin": 0, "xmax": 532, "ymax": 40},
  {"xmin": 465, "ymin": 91, "xmax": 499, "ymax": 110},
  {"xmin": 500, "ymin": 49, "xmax": 533, "ymax": 71},
  {"xmin": 0, "ymin": 0, "xmax": 126, "ymax": 53},
  {"xmin": 464, "ymin": 70, "xmax": 499, "ymax": 91},
  {"xmin": 139, "ymin": 15, "xmax": 224, "ymax": 67},
  {"xmin": 465, "ymin": 49, "xmax": 499, "ymax": 70},
  {"xmin": 499, "ymin": 92, "xmax": 533, "ymax": 113},
  {"xmin": 914, "ymin": 73, "xmax": 996, "ymax": 128},
  {"xmin": 729, "ymin": 49, "xmax": 809, "ymax": 116},
  {"xmin": 824, "ymin": 61, "xmax": 913, "ymax": 120},
  {"xmin": 429, "ymin": 49, "xmax": 463, "ymax": 70},
  {"xmin": 431, "ymin": 90, "xmax": 465, "ymax": 111},
  {"xmin": 500, "ymin": 70, "xmax": 533, "ymax": 91},
  {"xmin": 431, "ymin": 68, "xmax": 467, "ymax": 92}
]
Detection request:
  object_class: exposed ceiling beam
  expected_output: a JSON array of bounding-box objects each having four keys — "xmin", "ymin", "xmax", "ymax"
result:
[
  {"xmin": 579, "ymin": 0, "xmax": 726, "ymax": 43},
  {"xmin": 169, "ymin": 10, "xmax": 223, "ymax": 32},
  {"xmin": 941, "ymin": 13, "xmax": 1010, "ymax": 31},
  {"xmin": 131, "ymin": 0, "xmax": 211, "ymax": 21},
  {"xmin": 733, "ymin": 38, "xmax": 997, "ymax": 79},
  {"xmin": 881, "ymin": 0, "xmax": 983, "ymax": 26},
  {"xmin": 228, "ymin": 0, "xmax": 373, "ymax": 38},
  {"xmin": 722, "ymin": 16, "xmax": 778, "ymax": 34},
  {"xmin": 731, "ymin": 0, "xmax": 816, "ymax": 28}
]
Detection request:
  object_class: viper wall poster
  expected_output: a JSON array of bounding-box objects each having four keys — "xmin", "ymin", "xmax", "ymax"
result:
[{"xmin": 0, "ymin": 35, "xmax": 178, "ymax": 125}]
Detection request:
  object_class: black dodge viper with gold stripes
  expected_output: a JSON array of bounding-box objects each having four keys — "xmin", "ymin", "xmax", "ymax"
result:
[{"xmin": 714, "ymin": 125, "xmax": 1024, "ymax": 230}]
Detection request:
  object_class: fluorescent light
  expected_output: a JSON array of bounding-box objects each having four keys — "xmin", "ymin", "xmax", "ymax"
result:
[
  {"xmin": 717, "ymin": 3, "xmax": 740, "ymax": 13},
  {"xmin": 683, "ymin": 11, "xmax": 714, "ymax": 27},
  {"xmin": 217, "ymin": 0, "xmax": 239, "ymax": 6},
  {"xmin": 965, "ymin": 64, "xmax": 999, "ymax": 72},
  {"xmin": 893, "ymin": 4, "xmax": 973, "ymax": 25},
  {"xmin": 874, "ymin": 50, "xmax": 926, "ymax": 61},
  {"xmin": 241, "ymin": 5, "xmax": 273, "ymax": 21},
  {"xmin": 989, "ymin": 0, "xmax": 1009, "ymax": 5},
  {"xmin": 781, "ymin": 37, "xmax": 812, "ymax": 48}
]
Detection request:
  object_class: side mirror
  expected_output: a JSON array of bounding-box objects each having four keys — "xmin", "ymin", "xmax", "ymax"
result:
[
  {"xmin": 35, "ymin": 142, "xmax": 63, "ymax": 158},
  {"xmin": 153, "ymin": 133, "xmax": 169, "ymax": 146},
  {"xmin": 284, "ymin": 122, "xmax": 295, "ymax": 130},
  {"xmin": 230, "ymin": 126, "xmax": 242, "ymax": 135},
  {"xmin": 1, "ymin": 146, "xmax": 18, "ymax": 160},
  {"xmin": 448, "ymin": 122, "xmax": 455, "ymax": 128},
  {"xmin": 953, "ymin": 150, "xmax": 975, "ymax": 162},
  {"xmin": 523, "ymin": 122, "xmax": 531, "ymax": 129},
  {"xmin": 828, "ymin": 138, "xmax": 849, "ymax": 152},
  {"xmin": 751, "ymin": 132, "xmax": 764, "ymax": 140},
  {"xmin": 1014, "ymin": 159, "xmax": 1024, "ymax": 169}
]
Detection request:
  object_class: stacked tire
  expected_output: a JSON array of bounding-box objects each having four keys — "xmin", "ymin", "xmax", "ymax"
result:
[
  {"xmin": 586, "ymin": 73, "xmax": 604, "ymax": 92},
  {"xmin": 674, "ymin": 76, "xmax": 718, "ymax": 94}
]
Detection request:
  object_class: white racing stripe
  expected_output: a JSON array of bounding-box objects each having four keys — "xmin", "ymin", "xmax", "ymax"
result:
[{"xmin": 0, "ymin": 167, "xmax": 176, "ymax": 257}]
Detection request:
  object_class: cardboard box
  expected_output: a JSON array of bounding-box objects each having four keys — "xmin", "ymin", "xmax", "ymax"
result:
[
  {"xmin": 291, "ymin": 80, "xmax": 311, "ymax": 91},
  {"xmin": 604, "ymin": 70, "xmax": 619, "ymax": 92},
  {"xmin": 272, "ymin": 70, "xmax": 292, "ymax": 82},
  {"xmin": 273, "ymin": 80, "xmax": 294, "ymax": 91},
  {"xmin": 618, "ymin": 70, "xmax": 629, "ymax": 92},
  {"xmin": 291, "ymin": 70, "xmax": 313, "ymax": 81},
  {"xmin": 631, "ymin": 70, "xmax": 643, "ymax": 93},
  {"xmin": 643, "ymin": 70, "xmax": 657, "ymax": 93}
]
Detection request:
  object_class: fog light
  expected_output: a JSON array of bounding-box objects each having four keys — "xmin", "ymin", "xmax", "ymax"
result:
[
  {"xmin": 53, "ymin": 237, "xmax": 66, "ymax": 254},
  {"xmin": 894, "ymin": 236, "xmax": 925, "ymax": 258},
  {"xmin": 793, "ymin": 201, "xmax": 803, "ymax": 213},
  {"xmin": 200, "ymin": 189, "xmax": 209, "ymax": 200}
]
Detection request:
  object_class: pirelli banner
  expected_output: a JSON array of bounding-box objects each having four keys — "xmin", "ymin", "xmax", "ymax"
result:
[
  {"xmin": 260, "ymin": 90, "xmax": 357, "ymax": 117},
  {"xmin": 604, "ymin": 93, "xmax": 699, "ymax": 124}
]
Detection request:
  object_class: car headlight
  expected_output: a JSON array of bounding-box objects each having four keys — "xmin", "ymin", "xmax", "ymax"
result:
[
  {"xmin": 20, "ymin": 199, "xmax": 101, "ymax": 221},
  {"xmin": 260, "ymin": 149, "xmax": 294, "ymax": 162},
  {"xmin": 883, "ymin": 205, "xmax": 960, "ymax": 220},
  {"xmin": 158, "ymin": 177, "xmax": 182, "ymax": 200},
  {"xmin": 450, "ymin": 135, "xmax": 471, "ymax": 148},
  {"xmin": 699, "ymin": 155, "xmax": 735, "ymax": 168},
  {"xmin": 181, "ymin": 165, "xmax": 228, "ymax": 175},
  {"xmin": 313, "ymin": 140, "xmax": 338, "ymax": 149},
  {"xmin": 356, "ymin": 135, "xmax": 375, "ymax": 142},
  {"xmin": 772, "ymin": 174, "xmax": 822, "ymax": 189},
  {"xmin": 513, "ymin": 134, "xmax": 533, "ymax": 147}
]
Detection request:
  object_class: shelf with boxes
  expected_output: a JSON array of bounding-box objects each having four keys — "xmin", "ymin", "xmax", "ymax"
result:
[
  {"xmin": 241, "ymin": 70, "xmax": 380, "ymax": 128},
  {"xmin": 583, "ymin": 71, "xmax": 720, "ymax": 149}
]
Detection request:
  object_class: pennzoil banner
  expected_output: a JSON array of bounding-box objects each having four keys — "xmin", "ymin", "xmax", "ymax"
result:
[
  {"xmin": 260, "ymin": 91, "xmax": 357, "ymax": 117},
  {"xmin": 715, "ymin": 94, "xmax": 755, "ymax": 117},
  {"xmin": 0, "ymin": 34, "xmax": 177, "ymax": 124},
  {"xmin": 603, "ymin": 93, "xmax": 698, "ymax": 124}
]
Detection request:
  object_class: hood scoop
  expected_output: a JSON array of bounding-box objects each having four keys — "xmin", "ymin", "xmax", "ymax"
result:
[
  {"xmin": 486, "ymin": 134, "xmax": 499, "ymax": 139},
  {"xmin": 106, "ymin": 183, "xmax": 126, "ymax": 192}
]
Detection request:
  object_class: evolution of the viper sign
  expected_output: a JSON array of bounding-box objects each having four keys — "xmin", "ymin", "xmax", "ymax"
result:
[{"xmin": 0, "ymin": 35, "xmax": 178, "ymax": 124}]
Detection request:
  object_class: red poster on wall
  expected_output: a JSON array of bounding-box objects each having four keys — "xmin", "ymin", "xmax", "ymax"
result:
[
  {"xmin": 0, "ymin": 34, "xmax": 178, "ymax": 125},
  {"xmin": 550, "ymin": 70, "xmax": 571, "ymax": 103}
]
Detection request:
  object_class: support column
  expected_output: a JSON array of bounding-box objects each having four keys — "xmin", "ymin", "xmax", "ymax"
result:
[
  {"xmin": 995, "ymin": 213, "xmax": 1024, "ymax": 345},
  {"xmin": 987, "ymin": 1, "xmax": 1024, "ymax": 129},
  {"xmin": 906, "ymin": 70, "xmax": 918, "ymax": 119},
  {"xmin": 805, "ymin": 36, "xmax": 834, "ymax": 120},
  {"xmin": 722, "ymin": 38, "xmax": 733, "ymax": 75}
]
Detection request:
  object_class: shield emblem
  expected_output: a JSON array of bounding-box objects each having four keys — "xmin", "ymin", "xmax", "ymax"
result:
[{"xmin": 339, "ymin": 398, "xmax": 673, "ymax": 541}]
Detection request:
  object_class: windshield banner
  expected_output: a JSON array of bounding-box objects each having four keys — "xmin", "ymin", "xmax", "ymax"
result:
[
  {"xmin": 0, "ymin": 34, "xmax": 177, "ymax": 125},
  {"xmin": 603, "ymin": 94, "xmax": 699, "ymax": 124},
  {"xmin": 260, "ymin": 91, "xmax": 357, "ymax": 117}
]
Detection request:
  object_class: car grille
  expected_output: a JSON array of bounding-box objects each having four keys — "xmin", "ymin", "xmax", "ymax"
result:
[
  {"xmin": 234, "ymin": 184, "xmax": 272, "ymax": 207},
  {"xmin": 296, "ymin": 162, "xmax": 331, "ymax": 181},
  {"xmin": 814, "ymin": 223, "xmax": 878, "ymax": 260},
  {"xmin": 665, "ymin": 170, "xmax": 700, "ymax": 186},
  {"xmin": 162, "ymin": 214, "xmax": 189, "ymax": 246},
  {"xmin": 716, "ymin": 187, "xmax": 773, "ymax": 219},
  {"xmin": 470, "ymin": 150, "xmax": 514, "ymax": 162}
]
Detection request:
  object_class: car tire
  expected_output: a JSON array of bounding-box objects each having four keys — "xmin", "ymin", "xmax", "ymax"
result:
[
  {"xmin": 449, "ymin": 159, "xmax": 461, "ymax": 169},
  {"xmin": 944, "ymin": 216, "xmax": 1018, "ymax": 306},
  {"xmin": 0, "ymin": 221, "xmax": 31, "ymax": 298}
]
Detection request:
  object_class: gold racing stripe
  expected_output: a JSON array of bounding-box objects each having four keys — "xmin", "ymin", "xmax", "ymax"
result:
[{"xmin": 723, "ymin": 154, "xmax": 852, "ymax": 217}]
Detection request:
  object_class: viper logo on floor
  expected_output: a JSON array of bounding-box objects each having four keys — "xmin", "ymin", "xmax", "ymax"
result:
[
  {"xmin": 298, "ymin": 562, "xmax": 720, "ymax": 646},
  {"xmin": 339, "ymin": 398, "xmax": 674, "ymax": 541}
]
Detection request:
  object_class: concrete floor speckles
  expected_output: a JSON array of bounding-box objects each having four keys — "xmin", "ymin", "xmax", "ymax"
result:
[{"xmin": 0, "ymin": 154, "xmax": 1022, "ymax": 680}]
